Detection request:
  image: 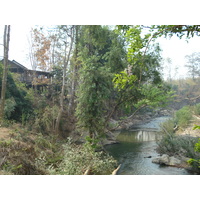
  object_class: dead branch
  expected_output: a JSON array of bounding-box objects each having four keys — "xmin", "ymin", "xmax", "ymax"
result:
[
  {"xmin": 111, "ymin": 164, "xmax": 121, "ymax": 175},
  {"xmin": 192, "ymin": 114, "xmax": 200, "ymax": 120},
  {"xmin": 83, "ymin": 166, "xmax": 91, "ymax": 175}
]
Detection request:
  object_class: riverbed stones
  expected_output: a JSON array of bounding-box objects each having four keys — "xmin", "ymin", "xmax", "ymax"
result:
[
  {"xmin": 160, "ymin": 154, "xmax": 170, "ymax": 164},
  {"xmin": 152, "ymin": 154, "xmax": 170, "ymax": 165},
  {"xmin": 168, "ymin": 156, "xmax": 181, "ymax": 166},
  {"xmin": 152, "ymin": 154, "xmax": 176, "ymax": 165},
  {"xmin": 152, "ymin": 154, "xmax": 189, "ymax": 168}
]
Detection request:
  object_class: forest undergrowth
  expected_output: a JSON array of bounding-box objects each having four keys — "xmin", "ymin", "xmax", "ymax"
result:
[{"xmin": 0, "ymin": 124, "xmax": 117, "ymax": 175}]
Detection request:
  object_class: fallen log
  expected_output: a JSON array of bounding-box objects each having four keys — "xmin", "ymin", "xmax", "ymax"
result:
[{"xmin": 112, "ymin": 164, "xmax": 121, "ymax": 175}]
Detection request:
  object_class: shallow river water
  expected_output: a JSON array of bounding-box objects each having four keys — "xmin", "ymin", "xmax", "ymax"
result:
[{"xmin": 105, "ymin": 116, "xmax": 191, "ymax": 175}]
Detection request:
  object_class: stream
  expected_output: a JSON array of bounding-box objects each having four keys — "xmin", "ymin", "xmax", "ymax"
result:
[{"xmin": 105, "ymin": 116, "xmax": 191, "ymax": 175}]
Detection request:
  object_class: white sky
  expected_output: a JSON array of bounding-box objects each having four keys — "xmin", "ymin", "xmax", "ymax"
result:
[
  {"xmin": 157, "ymin": 35, "xmax": 200, "ymax": 79},
  {"xmin": 1, "ymin": 25, "xmax": 200, "ymax": 79},
  {"xmin": 0, "ymin": 25, "xmax": 32, "ymax": 68}
]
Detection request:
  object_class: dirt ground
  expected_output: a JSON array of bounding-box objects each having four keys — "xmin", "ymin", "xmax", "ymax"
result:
[{"xmin": 176, "ymin": 124, "xmax": 200, "ymax": 137}]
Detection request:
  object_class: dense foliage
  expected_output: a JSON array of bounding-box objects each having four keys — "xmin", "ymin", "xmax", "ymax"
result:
[{"xmin": 0, "ymin": 64, "xmax": 33, "ymax": 122}]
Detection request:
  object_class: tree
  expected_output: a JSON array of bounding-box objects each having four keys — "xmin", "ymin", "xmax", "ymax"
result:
[
  {"xmin": 150, "ymin": 25, "xmax": 200, "ymax": 39},
  {"xmin": 55, "ymin": 26, "xmax": 75, "ymax": 135},
  {"xmin": 185, "ymin": 52, "xmax": 200, "ymax": 80},
  {"xmin": 75, "ymin": 25, "xmax": 172, "ymax": 140},
  {"xmin": 68, "ymin": 25, "xmax": 81, "ymax": 115},
  {"xmin": 0, "ymin": 25, "xmax": 11, "ymax": 122},
  {"xmin": 75, "ymin": 25, "xmax": 127, "ymax": 140},
  {"xmin": 29, "ymin": 27, "xmax": 53, "ymax": 72},
  {"xmin": 110, "ymin": 26, "xmax": 171, "ymax": 117},
  {"xmin": 75, "ymin": 26, "xmax": 110, "ymax": 139},
  {"xmin": 28, "ymin": 26, "xmax": 65, "ymax": 90},
  {"xmin": 162, "ymin": 57, "xmax": 173, "ymax": 82}
]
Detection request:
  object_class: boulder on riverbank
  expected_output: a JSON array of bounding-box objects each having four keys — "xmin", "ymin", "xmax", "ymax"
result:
[{"xmin": 152, "ymin": 154, "xmax": 190, "ymax": 168}]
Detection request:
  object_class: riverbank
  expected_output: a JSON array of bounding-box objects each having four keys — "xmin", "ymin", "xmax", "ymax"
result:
[
  {"xmin": 105, "ymin": 111, "xmax": 200, "ymax": 174},
  {"xmin": 105, "ymin": 115, "xmax": 192, "ymax": 175},
  {"xmin": 103, "ymin": 109, "xmax": 171, "ymax": 146},
  {"xmin": 153, "ymin": 119, "xmax": 200, "ymax": 174}
]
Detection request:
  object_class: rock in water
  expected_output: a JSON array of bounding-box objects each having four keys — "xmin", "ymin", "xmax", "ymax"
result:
[
  {"xmin": 169, "ymin": 156, "xmax": 181, "ymax": 166},
  {"xmin": 160, "ymin": 154, "xmax": 170, "ymax": 165},
  {"xmin": 152, "ymin": 154, "xmax": 170, "ymax": 165},
  {"xmin": 144, "ymin": 156, "xmax": 152, "ymax": 158},
  {"xmin": 152, "ymin": 157, "xmax": 161, "ymax": 164},
  {"xmin": 152, "ymin": 154, "xmax": 185, "ymax": 168}
]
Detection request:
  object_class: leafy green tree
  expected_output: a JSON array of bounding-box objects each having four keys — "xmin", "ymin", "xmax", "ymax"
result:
[
  {"xmin": 112, "ymin": 71, "xmax": 174, "ymax": 117},
  {"xmin": 110, "ymin": 25, "xmax": 172, "ymax": 117},
  {"xmin": 0, "ymin": 64, "xmax": 33, "ymax": 122},
  {"xmin": 76, "ymin": 26, "xmax": 110, "ymax": 139},
  {"xmin": 75, "ymin": 26, "xmax": 127, "ymax": 139}
]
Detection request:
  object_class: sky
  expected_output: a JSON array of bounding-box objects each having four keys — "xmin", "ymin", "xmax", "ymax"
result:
[
  {"xmin": 0, "ymin": 25, "xmax": 32, "ymax": 66},
  {"xmin": 156, "ymin": 35, "xmax": 200, "ymax": 79},
  {"xmin": 1, "ymin": 25, "xmax": 200, "ymax": 79}
]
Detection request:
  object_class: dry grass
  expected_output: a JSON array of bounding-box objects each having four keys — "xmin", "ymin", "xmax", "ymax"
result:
[
  {"xmin": 0, "ymin": 127, "xmax": 13, "ymax": 140},
  {"xmin": 0, "ymin": 125, "xmax": 56, "ymax": 175}
]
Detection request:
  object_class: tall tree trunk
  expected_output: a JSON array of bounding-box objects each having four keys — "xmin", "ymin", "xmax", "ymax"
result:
[
  {"xmin": 0, "ymin": 25, "xmax": 11, "ymax": 123},
  {"xmin": 55, "ymin": 26, "xmax": 75, "ymax": 135},
  {"xmin": 68, "ymin": 25, "xmax": 79, "ymax": 115}
]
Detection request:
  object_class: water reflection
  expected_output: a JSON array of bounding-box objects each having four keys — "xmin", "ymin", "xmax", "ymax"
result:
[
  {"xmin": 137, "ymin": 130, "xmax": 157, "ymax": 141},
  {"xmin": 117, "ymin": 130, "xmax": 161, "ymax": 142},
  {"xmin": 105, "ymin": 117, "xmax": 191, "ymax": 175}
]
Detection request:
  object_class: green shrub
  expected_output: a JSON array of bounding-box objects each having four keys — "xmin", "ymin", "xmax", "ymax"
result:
[
  {"xmin": 0, "ymin": 66, "xmax": 34, "ymax": 122},
  {"xmin": 160, "ymin": 118, "xmax": 175, "ymax": 135},
  {"xmin": 175, "ymin": 106, "xmax": 193, "ymax": 128},
  {"xmin": 4, "ymin": 97, "xmax": 17, "ymax": 119},
  {"xmin": 157, "ymin": 134, "xmax": 200, "ymax": 158},
  {"xmin": 187, "ymin": 126, "xmax": 200, "ymax": 173},
  {"xmin": 193, "ymin": 103, "xmax": 200, "ymax": 115},
  {"xmin": 34, "ymin": 105, "xmax": 59, "ymax": 134},
  {"xmin": 49, "ymin": 141, "xmax": 117, "ymax": 175}
]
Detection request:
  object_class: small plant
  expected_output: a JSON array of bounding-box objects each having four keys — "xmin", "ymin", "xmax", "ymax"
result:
[
  {"xmin": 4, "ymin": 97, "xmax": 17, "ymax": 119},
  {"xmin": 160, "ymin": 118, "xmax": 176, "ymax": 135},
  {"xmin": 175, "ymin": 106, "xmax": 193, "ymax": 128},
  {"xmin": 2, "ymin": 161, "xmax": 22, "ymax": 173},
  {"xmin": 34, "ymin": 105, "xmax": 59, "ymax": 134},
  {"xmin": 187, "ymin": 125, "xmax": 200, "ymax": 173},
  {"xmin": 193, "ymin": 103, "xmax": 200, "ymax": 116}
]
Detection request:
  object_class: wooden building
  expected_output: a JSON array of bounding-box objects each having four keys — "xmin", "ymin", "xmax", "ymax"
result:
[{"xmin": 1, "ymin": 59, "xmax": 51, "ymax": 86}]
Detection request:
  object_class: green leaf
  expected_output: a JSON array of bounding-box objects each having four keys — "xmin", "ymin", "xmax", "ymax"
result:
[{"xmin": 193, "ymin": 125, "xmax": 200, "ymax": 130}]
